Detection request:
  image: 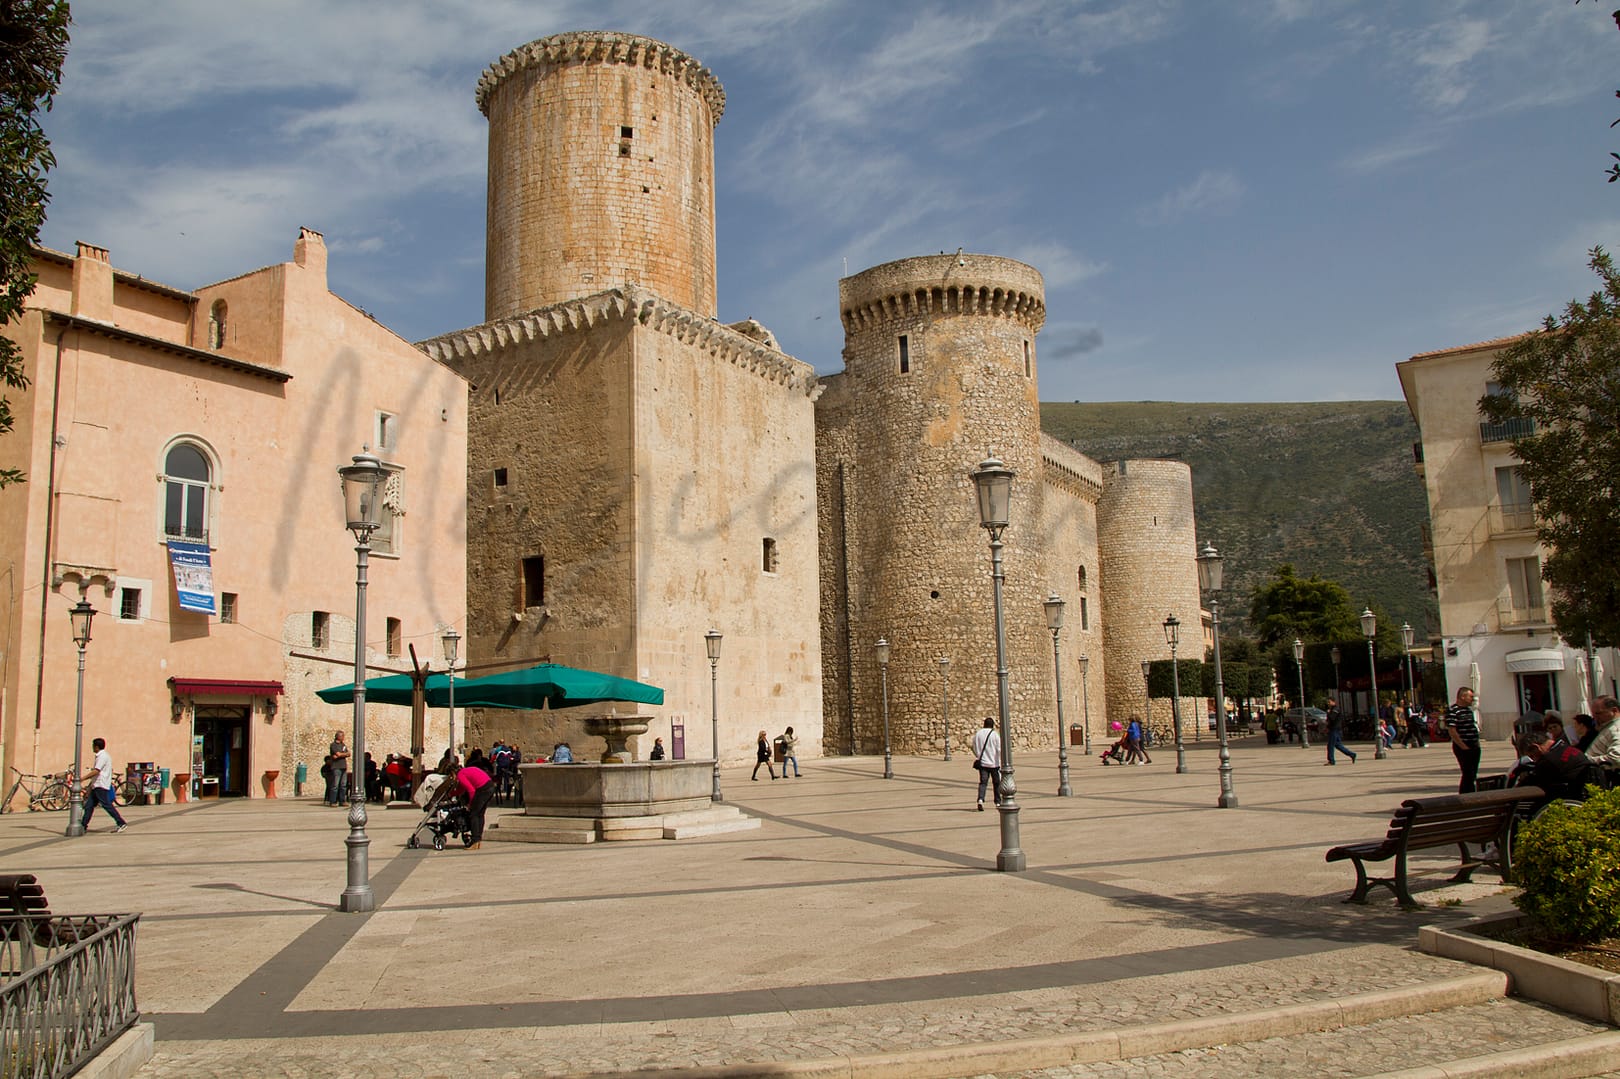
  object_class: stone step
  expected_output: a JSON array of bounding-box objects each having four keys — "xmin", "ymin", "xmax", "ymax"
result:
[
  {"xmin": 485, "ymin": 805, "xmax": 758, "ymax": 843},
  {"xmin": 978, "ymin": 997, "xmax": 1620, "ymax": 1079}
]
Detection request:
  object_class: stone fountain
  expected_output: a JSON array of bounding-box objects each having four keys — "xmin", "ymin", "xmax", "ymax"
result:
[{"xmin": 490, "ymin": 712, "xmax": 759, "ymax": 845}]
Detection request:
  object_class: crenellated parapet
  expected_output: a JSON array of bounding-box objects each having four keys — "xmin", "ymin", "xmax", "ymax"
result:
[
  {"xmin": 417, "ymin": 286, "xmax": 820, "ymax": 397},
  {"xmin": 1040, "ymin": 434, "xmax": 1104, "ymax": 503},
  {"xmin": 476, "ymin": 30, "xmax": 726, "ymax": 122},
  {"xmin": 839, "ymin": 254, "xmax": 1045, "ymax": 337}
]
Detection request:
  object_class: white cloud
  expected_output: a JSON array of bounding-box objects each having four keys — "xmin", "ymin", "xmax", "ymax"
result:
[
  {"xmin": 1341, "ymin": 133, "xmax": 1441, "ymax": 175},
  {"xmin": 1005, "ymin": 241, "xmax": 1106, "ymax": 288},
  {"xmin": 1138, "ymin": 170, "xmax": 1245, "ymax": 225},
  {"xmin": 1405, "ymin": 17, "xmax": 1492, "ymax": 109}
]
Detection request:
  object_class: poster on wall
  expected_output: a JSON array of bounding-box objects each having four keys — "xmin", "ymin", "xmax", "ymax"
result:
[{"xmin": 166, "ymin": 541, "xmax": 216, "ymax": 614}]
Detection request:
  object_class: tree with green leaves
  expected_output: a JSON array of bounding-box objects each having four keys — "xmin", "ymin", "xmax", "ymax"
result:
[
  {"xmin": 1247, "ymin": 563, "xmax": 1362, "ymax": 648},
  {"xmin": 1480, "ymin": 246, "xmax": 1620, "ymax": 646},
  {"xmin": 0, "ymin": 0, "xmax": 72, "ymax": 488}
]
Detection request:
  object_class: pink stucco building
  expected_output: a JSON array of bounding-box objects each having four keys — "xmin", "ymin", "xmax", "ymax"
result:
[{"xmin": 0, "ymin": 230, "xmax": 467, "ymax": 802}]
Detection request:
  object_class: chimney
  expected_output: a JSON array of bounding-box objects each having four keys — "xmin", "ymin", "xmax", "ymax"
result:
[
  {"xmin": 71, "ymin": 241, "xmax": 113, "ymax": 321},
  {"xmin": 293, "ymin": 226, "xmax": 327, "ymax": 285}
]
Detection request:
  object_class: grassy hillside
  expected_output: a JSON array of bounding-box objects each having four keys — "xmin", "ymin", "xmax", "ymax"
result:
[{"xmin": 1040, "ymin": 401, "xmax": 1437, "ymax": 635}]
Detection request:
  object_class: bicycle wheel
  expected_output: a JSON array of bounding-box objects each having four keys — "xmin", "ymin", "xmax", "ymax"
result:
[
  {"xmin": 113, "ymin": 779, "xmax": 141, "ymax": 807},
  {"xmin": 38, "ymin": 782, "xmax": 70, "ymax": 812}
]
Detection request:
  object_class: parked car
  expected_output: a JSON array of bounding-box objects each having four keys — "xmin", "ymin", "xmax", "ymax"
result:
[{"xmin": 1283, "ymin": 706, "xmax": 1328, "ymax": 738}]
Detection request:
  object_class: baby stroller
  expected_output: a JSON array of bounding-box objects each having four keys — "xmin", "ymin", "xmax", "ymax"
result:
[
  {"xmin": 1100, "ymin": 722, "xmax": 1129, "ymax": 765},
  {"xmin": 406, "ymin": 773, "xmax": 474, "ymax": 851}
]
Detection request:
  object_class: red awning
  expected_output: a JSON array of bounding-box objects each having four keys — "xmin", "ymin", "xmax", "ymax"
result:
[{"xmin": 168, "ymin": 678, "xmax": 284, "ymax": 697}]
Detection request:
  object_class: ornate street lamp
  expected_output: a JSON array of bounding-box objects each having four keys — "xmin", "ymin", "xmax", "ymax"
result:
[
  {"xmin": 1196, "ymin": 544, "xmax": 1237, "ymax": 808},
  {"xmin": 939, "ymin": 657, "xmax": 951, "ymax": 761},
  {"xmin": 1164, "ymin": 614, "xmax": 1188, "ymax": 774},
  {"xmin": 336, "ymin": 450, "xmax": 389, "ymax": 913},
  {"xmin": 1141, "ymin": 659, "xmax": 1152, "ymax": 751},
  {"xmin": 1044, "ymin": 593, "xmax": 1072, "ymax": 796},
  {"xmin": 1292, "ymin": 637, "xmax": 1311, "ymax": 749},
  {"xmin": 64, "ymin": 599, "xmax": 96, "ymax": 838},
  {"xmin": 1363, "ymin": 608, "xmax": 1385, "ymax": 759},
  {"xmin": 972, "ymin": 455, "xmax": 1023, "ymax": 872},
  {"xmin": 875, "ymin": 638, "xmax": 893, "ymax": 779},
  {"xmin": 1330, "ymin": 645, "xmax": 1342, "ymax": 716},
  {"xmin": 1401, "ymin": 622, "xmax": 1416, "ymax": 721},
  {"xmin": 705, "ymin": 630, "xmax": 723, "ymax": 802},
  {"xmin": 1079, "ymin": 654, "xmax": 1092, "ymax": 756},
  {"xmin": 441, "ymin": 627, "xmax": 460, "ymax": 765}
]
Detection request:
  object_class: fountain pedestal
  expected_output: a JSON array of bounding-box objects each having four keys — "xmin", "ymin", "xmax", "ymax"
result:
[{"xmin": 583, "ymin": 714, "xmax": 650, "ymax": 764}]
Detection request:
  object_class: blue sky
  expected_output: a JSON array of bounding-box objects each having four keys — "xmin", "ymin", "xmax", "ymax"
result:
[{"xmin": 34, "ymin": 1, "xmax": 1620, "ymax": 403}]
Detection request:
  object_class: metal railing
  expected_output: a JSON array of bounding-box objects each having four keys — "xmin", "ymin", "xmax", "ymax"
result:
[
  {"xmin": 1479, "ymin": 416, "xmax": 1536, "ymax": 444},
  {"xmin": 0, "ymin": 913, "xmax": 138, "ymax": 1079},
  {"xmin": 1498, "ymin": 598, "xmax": 1547, "ymax": 628}
]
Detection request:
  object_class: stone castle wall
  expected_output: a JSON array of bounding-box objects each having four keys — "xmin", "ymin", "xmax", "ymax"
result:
[
  {"xmin": 1097, "ymin": 459, "xmax": 1202, "ymax": 736},
  {"xmin": 480, "ymin": 31, "xmax": 722, "ymax": 321},
  {"xmin": 420, "ymin": 288, "xmax": 821, "ymax": 765},
  {"xmin": 820, "ymin": 254, "xmax": 1059, "ymax": 758},
  {"xmin": 1038, "ymin": 437, "xmax": 1107, "ymax": 752}
]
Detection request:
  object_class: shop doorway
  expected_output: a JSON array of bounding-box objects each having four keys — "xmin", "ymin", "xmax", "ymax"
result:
[
  {"xmin": 194, "ymin": 706, "xmax": 250, "ymax": 797},
  {"xmin": 1515, "ymin": 673, "xmax": 1560, "ymax": 717}
]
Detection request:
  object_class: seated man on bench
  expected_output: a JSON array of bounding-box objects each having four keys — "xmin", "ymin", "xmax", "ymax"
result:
[{"xmin": 1514, "ymin": 720, "xmax": 1591, "ymax": 812}]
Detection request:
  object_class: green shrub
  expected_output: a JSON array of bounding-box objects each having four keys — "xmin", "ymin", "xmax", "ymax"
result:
[{"xmin": 1513, "ymin": 786, "xmax": 1620, "ymax": 943}]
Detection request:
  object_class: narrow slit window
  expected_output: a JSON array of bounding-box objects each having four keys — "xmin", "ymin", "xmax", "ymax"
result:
[
  {"xmin": 386, "ymin": 617, "xmax": 402, "ymax": 657},
  {"xmin": 762, "ymin": 537, "xmax": 779, "ymax": 574},
  {"xmin": 1080, "ymin": 596, "xmax": 1089, "ymax": 632},
  {"xmin": 221, "ymin": 593, "xmax": 238, "ymax": 624},
  {"xmin": 312, "ymin": 611, "xmax": 331, "ymax": 649},
  {"xmin": 898, "ymin": 335, "xmax": 910, "ymax": 374},
  {"xmin": 1023, "ymin": 340, "xmax": 1031, "ymax": 377},
  {"xmin": 522, "ymin": 555, "xmax": 545, "ymax": 608}
]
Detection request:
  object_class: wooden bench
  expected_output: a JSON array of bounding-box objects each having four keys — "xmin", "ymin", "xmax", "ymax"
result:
[
  {"xmin": 0, "ymin": 872, "xmax": 81, "ymax": 951},
  {"xmin": 1325, "ymin": 787, "xmax": 1544, "ymax": 909}
]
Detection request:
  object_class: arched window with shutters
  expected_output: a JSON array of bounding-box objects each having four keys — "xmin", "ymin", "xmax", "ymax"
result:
[
  {"xmin": 208, "ymin": 300, "xmax": 228, "ymax": 349},
  {"xmin": 163, "ymin": 441, "xmax": 213, "ymax": 542}
]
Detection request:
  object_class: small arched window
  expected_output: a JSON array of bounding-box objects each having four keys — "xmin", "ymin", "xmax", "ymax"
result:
[
  {"xmin": 208, "ymin": 300, "xmax": 228, "ymax": 349},
  {"xmin": 1077, "ymin": 566, "xmax": 1088, "ymax": 593},
  {"xmin": 164, "ymin": 443, "xmax": 211, "ymax": 540}
]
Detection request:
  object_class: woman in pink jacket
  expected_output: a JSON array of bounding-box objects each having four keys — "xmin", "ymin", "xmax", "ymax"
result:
[{"xmin": 451, "ymin": 763, "xmax": 496, "ymax": 850}]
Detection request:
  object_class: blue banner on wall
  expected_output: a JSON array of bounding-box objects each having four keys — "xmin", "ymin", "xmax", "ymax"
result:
[{"xmin": 166, "ymin": 541, "xmax": 216, "ymax": 615}]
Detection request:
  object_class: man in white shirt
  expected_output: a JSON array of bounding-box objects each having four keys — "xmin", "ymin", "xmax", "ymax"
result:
[
  {"xmin": 971, "ymin": 717, "xmax": 1003, "ymax": 811},
  {"xmin": 1586, "ymin": 696, "xmax": 1620, "ymax": 770},
  {"xmin": 79, "ymin": 737, "xmax": 127, "ymax": 833}
]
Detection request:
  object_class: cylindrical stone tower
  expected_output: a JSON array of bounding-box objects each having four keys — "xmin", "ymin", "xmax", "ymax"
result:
[
  {"xmin": 477, "ymin": 31, "xmax": 724, "ymax": 320},
  {"xmin": 1097, "ymin": 460, "xmax": 1202, "ymax": 737},
  {"xmin": 837, "ymin": 254, "xmax": 1052, "ymax": 755}
]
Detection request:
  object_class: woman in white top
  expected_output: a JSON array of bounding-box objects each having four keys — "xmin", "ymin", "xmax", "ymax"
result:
[{"xmin": 971, "ymin": 718, "xmax": 1002, "ymax": 811}]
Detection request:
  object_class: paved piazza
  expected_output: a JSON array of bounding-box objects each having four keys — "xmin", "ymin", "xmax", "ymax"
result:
[{"xmin": 6, "ymin": 736, "xmax": 1588, "ymax": 1076}]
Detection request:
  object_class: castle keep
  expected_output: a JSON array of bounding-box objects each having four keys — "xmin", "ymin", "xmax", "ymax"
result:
[{"xmin": 431, "ymin": 30, "xmax": 1201, "ymax": 764}]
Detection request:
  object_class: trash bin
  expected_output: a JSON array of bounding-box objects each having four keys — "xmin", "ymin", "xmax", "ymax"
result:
[
  {"xmin": 773, "ymin": 737, "xmax": 786, "ymax": 763},
  {"xmin": 1069, "ymin": 724, "xmax": 1084, "ymax": 746},
  {"xmin": 294, "ymin": 761, "xmax": 308, "ymax": 796},
  {"xmin": 157, "ymin": 767, "xmax": 171, "ymax": 805}
]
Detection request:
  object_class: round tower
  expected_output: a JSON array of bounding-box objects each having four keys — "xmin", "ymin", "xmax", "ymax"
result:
[
  {"xmin": 1096, "ymin": 460, "xmax": 1202, "ymax": 738},
  {"xmin": 477, "ymin": 31, "xmax": 724, "ymax": 319},
  {"xmin": 837, "ymin": 254, "xmax": 1051, "ymax": 755}
]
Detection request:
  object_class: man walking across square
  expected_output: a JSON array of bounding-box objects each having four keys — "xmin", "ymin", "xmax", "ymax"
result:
[
  {"xmin": 1444, "ymin": 686, "xmax": 1481, "ymax": 793},
  {"xmin": 79, "ymin": 737, "xmax": 127, "ymax": 833},
  {"xmin": 972, "ymin": 717, "xmax": 1002, "ymax": 811}
]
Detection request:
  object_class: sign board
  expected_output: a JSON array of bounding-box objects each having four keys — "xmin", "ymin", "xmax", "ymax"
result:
[{"xmin": 166, "ymin": 541, "xmax": 216, "ymax": 614}]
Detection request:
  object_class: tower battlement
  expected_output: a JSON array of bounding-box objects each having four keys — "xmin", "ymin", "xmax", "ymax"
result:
[
  {"xmin": 839, "ymin": 254, "xmax": 1045, "ymax": 336},
  {"xmin": 476, "ymin": 30, "xmax": 726, "ymax": 122}
]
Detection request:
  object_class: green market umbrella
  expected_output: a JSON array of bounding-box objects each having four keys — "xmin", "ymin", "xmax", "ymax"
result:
[
  {"xmin": 316, "ymin": 663, "xmax": 662, "ymax": 711},
  {"xmin": 444, "ymin": 663, "xmax": 664, "ymax": 710},
  {"xmin": 314, "ymin": 672, "xmax": 445, "ymax": 706}
]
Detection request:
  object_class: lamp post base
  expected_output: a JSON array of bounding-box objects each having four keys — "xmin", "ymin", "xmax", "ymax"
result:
[
  {"xmin": 1218, "ymin": 792, "xmax": 1239, "ymax": 808},
  {"xmin": 338, "ymin": 803, "xmax": 375, "ymax": 913}
]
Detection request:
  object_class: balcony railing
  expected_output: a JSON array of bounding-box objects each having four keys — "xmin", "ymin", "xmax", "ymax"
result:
[
  {"xmin": 1498, "ymin": 598, "xmax": 1547, "ymax": 627},
  {"xmin": 1479, "ymin": 417, "xmax": 1536, "ymax": 444},
  {"xmin": 0, "ymin": 913, "xmax": 138, "ymax": 1079},
  {"xmin": 1491, "ymin": 503, "xmax": 1537, "ymax": 534}
]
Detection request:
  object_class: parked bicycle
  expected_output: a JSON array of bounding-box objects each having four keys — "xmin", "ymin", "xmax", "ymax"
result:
[
  {"xmin": 111, "ymin": 775, "xmax": 144, "ymax": 807},
  {"xmin": 1, "ymin": 767, "xmax": 71, "ymax": 812}
]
